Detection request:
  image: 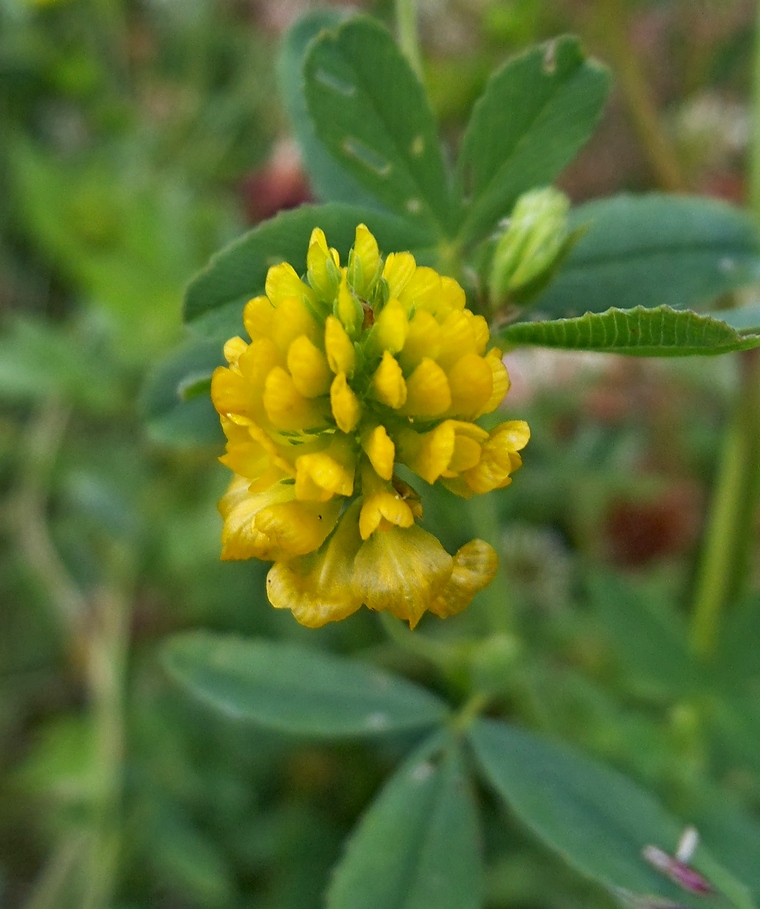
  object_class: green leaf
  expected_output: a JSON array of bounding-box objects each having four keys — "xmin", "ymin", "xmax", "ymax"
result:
[
  {"xmin": 184, "ymin": 202, "xmax": 436, "ymax": 339},
  {"xmin": 500, "ymin": 306, "xmax": 760, "ymax": 356},
  {"xmin": 587, "ymin": 572, "xmax": 699, "ymax": 696},
  {"xmin": 714, "ymin": 594, "xmax": 760, "ymax": 687},
  {"xmin": 533, "ymin": 194, "xmax": 760, "ymax": 318},
  {"xmin": 457, "ymin": 36, "xmax": 610, "ymax": 244},
  {"xmin": 304, "ymin": 17, "xmax": 454, "ymax": 234},
  {"xmin": 469, "ymin": 719, "xmax": 752, "ymax": 909},
  {"xmin": 278, "ymin": 10, "xmax": 382, "ymax": 210},
  {"xmin": 164, "ymin": 631, "xmax": 448, "ymax": 738},
  {"xmin": 139, "ymin": 338, "xmax": 223, "ymax": 448},
  {"xmin": 706, "ymin": 304, "xmax": 760, "ymax": 333},
  {"xmin": 327, "ymin": 734, "xmax": 482, "ymax": 909}
]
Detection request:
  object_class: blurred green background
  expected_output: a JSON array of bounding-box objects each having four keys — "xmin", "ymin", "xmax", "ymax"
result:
[{"xmin": 0, "ymin": 0, "xmax": 757, "ymax": 906}]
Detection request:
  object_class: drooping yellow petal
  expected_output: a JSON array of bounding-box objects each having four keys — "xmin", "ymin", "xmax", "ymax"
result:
[
  {"xmin": 428, "ymin": 539, "xmax": 498, "ymax": 618},
  {"xmin": 330, "ymin": 372, "xmax": 362, "ymax": 433},
  {"xmin": 266, "ymin": 500, "xmax": 363, "ymax": 627},
  {"xmin": 371, "ymin": 351, "xmax": 407, "ymax": 409},
  {"xmin": 402, "ymin": 358, "xmax": 451, "ymax": 417},
  {"xmin": 360, "ymin": 424, "xmax": 395, "ymax": 481},
  {"xmin": 253, "ymin": 496, "xmax": 342, "ymax": 557},
  {"xmin": 446, "ymin": 354, "xmax": 494, "ymax": 419},
  {"xmin": 263, "ymin": 366, "xmax": 330, "ymax": 431},
  {"xmin": 352, "ymin": 524, "xmax": 453, "ymax": 628},
  {"xmin": 219, "ymin": 477, "xmax": 296, "ymax": 561},
  {"xmin": 287, "ymin": 335, "xmax": 331, "ymax": 398},
  {"xmin": 324, "ymin": 314, "xmax": 356, "ymax": 376}
]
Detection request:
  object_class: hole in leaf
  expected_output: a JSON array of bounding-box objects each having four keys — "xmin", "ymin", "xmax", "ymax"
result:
[
  {"xmin": 341, "ymin": 137, "xmax": 392, "ymax": 177},
  {"xmin": 314, "ymin": 68, "xmax": 356, "ymax": 97}
]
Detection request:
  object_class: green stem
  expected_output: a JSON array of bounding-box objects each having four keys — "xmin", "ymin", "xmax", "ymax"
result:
[
  {"xmin": 691, "ymin": 349, "xmax": 760, "ymax": 658},
  {"xmin": 467, "ymin": 493, "xmax": 512, "ymax": 634},
  {"xmin": 395, "ymin": 0, "xmax": 424, "ymax": 80},
  {"xmin": 594, "ymin": 0, "xmax": 687, "ymax": 192},
  {"xmin": 689, "ymin": 4, "xmax": 760, "ymax": 658}
]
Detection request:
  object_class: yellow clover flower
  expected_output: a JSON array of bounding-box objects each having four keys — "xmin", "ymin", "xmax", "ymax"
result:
[{"xmin": 211, "ymin": 224, "xmax": 529, "ymax": 628}]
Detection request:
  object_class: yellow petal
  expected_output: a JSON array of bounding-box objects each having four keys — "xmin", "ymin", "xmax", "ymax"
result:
[
  {"xmin": 446, "ymin": 353, "xmax": 494, "ymax": 419},
  {"xmin": 360, "ymin": 424, "xmax": 395, "ymax": 481},
  {"xmin": 371, "ymin": 298, "xmax": 409, "ymax": 354},
  {"xmin": 474, "ymin": 348, "xmax": 510, "ymax": 418},
  {"xmin": 330, "ymin": 372, "xmax": 362, "ymax": 433},
  {"xmin": 219, "ymin": 477, "xmax": 295, "ymax": 561},
  {"xmin": 461, "ymin": 420, "xmax": 530, "ymax": 494},
  {"xmin": 307, "ymin": 228, "xmax": 340, "ymax": 302},
  {"xmin": 294, "ymin": 434, "xmax": 356, "ymax": 501},
  {"xmin": 263, "ymin": 366, "xmax": 329, "ymax": 431},
  {"xmin": 399, "ymin": 310, "xmax": 441, "ymax": 372},
  {"xmin": 271, "ymin": 296, "xmax": 320, "ymax": 353},
  {"xmin": 265, "ymin": 262, "xmax": 315, "ymax": 309},
  {"xmin": 382, "ymin": 251, "xmax": 417, "ymax": 300},
  {"xmin": 428, "ymin": 539, "xmax": 498, "ymax": 618},
  {"xmin": 396, "ymin": 423, "xmax": 455, "ymax": 485},
  {"xmin": 324, "ymin": 314, "xmax": 356, "ymax": 376},
  {"xmin": 266, "ymin": 500, "xmax": 363, "ymax": 627},
  {"xmin": 402, "ymin": 358, "xmax": 451, "ymax": 417},
  {"xmin": 349, "ymin": 224, "xmax": 380, "ymax": 297},
  {"xmin": 337, "ymin": 271, "xmax": 362, "ymax": 336},
  {"xmin": 359, "ymin": 467, "xmax": 415, "ymax": 540},
  {"xmin": 287, "ymin": 335, "xmax": 331, "ymax": 397},
  {"xmin": 352, "ymin": 524, "xmax": 453, "ymax": 628},
  {"xmin": 254, "ymin": 496, "xmax": 342, "ymax": 556},
  {"xmin": 371, "ymin": 351, "xmax": 407, "ymax": 409},
  {"xmin": 223, "ymin": 336, "xmax": 248, "ymax": 364},
  {"xmin": 437, "ymin": 310, "xmax": 478, "ymax": 370},
  {"xmin": 398, "ymin": 266, "xmax": 441, "ymax": 313},
  {"xmin": 243, "ymin": 295, "xmax": 275, "ymax": 340}
]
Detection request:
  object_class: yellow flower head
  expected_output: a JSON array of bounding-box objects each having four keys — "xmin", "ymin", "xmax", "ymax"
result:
[{"xmin": 211, "ymin": 225, "xmax": 529, "ymax": 628}]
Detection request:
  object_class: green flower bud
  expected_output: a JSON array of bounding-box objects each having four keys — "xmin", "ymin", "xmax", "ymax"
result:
[{"xmin": 489, "ymin": 186, "xmax": 576, "ymax": 306}]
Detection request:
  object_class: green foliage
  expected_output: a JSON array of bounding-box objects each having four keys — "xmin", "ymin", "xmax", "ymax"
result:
[
  {"xmin": 327, "ymin": 735, "xmax": 482, "ymax": 909},
  {"xmin": 457, "ymin": 36, "xmax": 610, "ymax": 244},
  {"xmin": 500, "ymin": 305, "xmax": 760, "ymax": 355},
  {"xmin": 468, "ymin": 719, "xmax": 753, "ymax": 909},
  {"xmin": 164, "ymin": 632, "xmax": 449, "ymax": 737},
  {"xmin": 532, "ymin": 195, "xmax": 760, "ymax": 319},
  {"xmin": 303, "ymin": 17, "xmax": 456, "ymax": 235}
]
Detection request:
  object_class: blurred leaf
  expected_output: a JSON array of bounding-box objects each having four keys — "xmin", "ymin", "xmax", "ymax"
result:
[
  {"xmin": 278, "ymin": 9, "xmax": 381, "ymax": 210},
  {"xmin": 164, "ymin": 632, "xmax": 448, "ymax": 738},
  {"xmin": 500, "ymin": 306, "xmax": 760, "ymax": 355},
  {"xmin": 184, "ymin": 202, "xmax": 436, "ymax": 338},
  {"xmin": 304, "ymin": 17, "xmax": 455, "ymax": 234},
  {"xmin": 693, "ymin": 789, "xmax": 760, "ymax": 902},
  {"xmin": 327, "ymin": 734, "xmax": 482, "ymax": 909},
  {"xmin": 533, "ymin": 195, "xmax": 760, "ymax": 318},
  {"xmin": 457, "ymin": 36, "xmax": 609, "ymax": 245},
  {"xmin": 469, "ymin": 719, "xmax": 753, "ymax": 909},
  {"xmin": 0, "ymin": 318, "xmax": 119, "ymax": 410},
  {"xmin": 587, "ymin": 572, "xmax": 699, "ymax": 696},
  {"xmin": 140, "ymin": 337, "xmax": 223, "ymax": 448},
  {"xmin": 713, "ymin": 594, "xmax": 760, "ymax": 688},
  {"xmin": 711, "ymin": 305, "xmax": 760, "ymax": 332}
]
